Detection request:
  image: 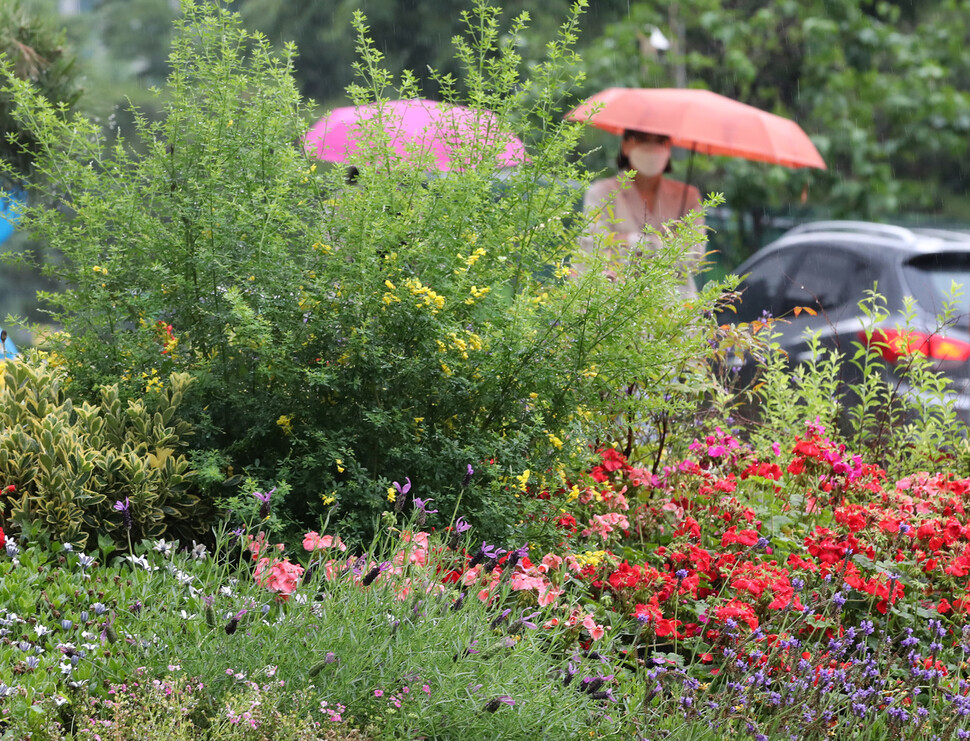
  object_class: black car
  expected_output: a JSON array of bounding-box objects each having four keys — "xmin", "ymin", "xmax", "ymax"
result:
[{"xmin": 722, "ymin": 221, "xmax": 970, "ymax": 423}]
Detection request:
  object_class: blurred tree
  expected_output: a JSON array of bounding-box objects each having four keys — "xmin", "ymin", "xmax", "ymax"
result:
[
  {"xmin": 94, "ymin": 0, "xmax": 176, "ymax": 85},
  {"xmin": 237, "ymin": 0, "xmax": 631, "ymax": 106},
  {"xmin": 0, "ymin": 0, "xmax": 82, "ymax": 183},
  {"xmin": 576, "ymin": 0, "xmax": 970, "ymax": 262}
]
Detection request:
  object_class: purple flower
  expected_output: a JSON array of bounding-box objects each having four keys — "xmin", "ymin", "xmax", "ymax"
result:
[
  {"xmin": 454, "ymin": 517, "xmax": 472, "ymax": 534},
  {"xmin": 392, "ymin": 477, "xmax": 411, "ymax": 512},
  {"xmin": 253, "ymin": 487, "xmax": 276, "ymax": 519},
  {"xmin": 503, "ymin": 544, "xmax": 529, "ymax": 573},
  {"xmin": 413, "ymin": 498, "xmax": 437, "ymax": 515},
  {"xmin": 510, "ymin": 610, "xmax": 541, "ymax": 631},
  {"xmin": 483, "ymin": 695, "xmax": 515, "ymax": 712},
  {"xmin": 113, "ymin": 498, "xmax": 132, "ymax": 530},
  {"xmin": 462, "ymin": 464, "xmax": 474, "ymax": 487},
  {"xmin": 490, "ymin": 608, "xmax": 512, "ymax": 629},
  {"xmin": 480, "ymin": 542, "xmax": 506, "ymax": 560}
]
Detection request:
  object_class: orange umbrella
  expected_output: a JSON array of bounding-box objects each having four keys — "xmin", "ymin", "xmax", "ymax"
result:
[{"xmin": 566, "ymin": 87, "xmax": 826, "ymax": 170}]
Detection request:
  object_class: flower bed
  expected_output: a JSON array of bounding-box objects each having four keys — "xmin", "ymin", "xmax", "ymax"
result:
[{"xmin": 4, "ymin": 420, "xmax": 970, "ymax": 739}]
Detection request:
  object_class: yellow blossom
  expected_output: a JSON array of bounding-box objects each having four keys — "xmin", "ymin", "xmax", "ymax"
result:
[
  {"xmin": 387, "ymin": 487, "xmax": 396, "ymax": 503},
  {"xmin": 335, "ymin": 458, "xmax": 345, "ymax": 473},
  {"xmin": 276, "ymin": 414, "xmax": 293, "ymax": 435}
]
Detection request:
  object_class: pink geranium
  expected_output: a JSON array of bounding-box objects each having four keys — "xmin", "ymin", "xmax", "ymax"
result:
[
  {"xmin": 254, "ymin": 557, "xmax": 304, "ymax": 595},
  {"xmin": 303, "ymin": 531, "xmax": 347, "ymax": 552}
]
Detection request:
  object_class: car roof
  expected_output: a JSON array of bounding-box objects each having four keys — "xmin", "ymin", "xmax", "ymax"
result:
[{"xmin": 735, "ymin": 221, "xmax": 970, "ymax": 272}]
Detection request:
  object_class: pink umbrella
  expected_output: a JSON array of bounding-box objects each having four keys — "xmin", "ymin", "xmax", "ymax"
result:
[{"xmin": 305, "ymin": 99, "xmax": 526, "ymax": 172}]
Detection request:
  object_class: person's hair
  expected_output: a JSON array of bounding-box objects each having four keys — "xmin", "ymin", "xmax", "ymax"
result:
[{"xmin": 616, "ymin": 129, "xmax": 673, "ymax": 173}]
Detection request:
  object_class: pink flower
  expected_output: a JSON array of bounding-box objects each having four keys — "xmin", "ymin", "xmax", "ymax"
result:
[
  {"xmin": 582, "ymin": 615, "xmax": 605, "ymax": 641},
  {"xmin": 303, "ymin": 532, "xmax": 347, "ymax": 552},
  {"xmin": 401, "ymin": 530, "xmax": 430, "ymax": 549},
  {"xmin": 539, "ymin": 554, "xmax": 563, "ymax": 573},
  {"xmin": 537, "ymin": 586, "xmax": 562, "ymax": 607},
  {"xmin": 254, "ymin": 557, "xmax": 304, "ymax": 595},
  {"xmin": 510, "ymin": 573, "xmax": 546, "ymax": 592}
]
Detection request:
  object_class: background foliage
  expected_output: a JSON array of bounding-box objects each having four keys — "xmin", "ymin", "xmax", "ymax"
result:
[{"xmin": 0, "ymin": 0, "xmax": 723, "ymax": 544}]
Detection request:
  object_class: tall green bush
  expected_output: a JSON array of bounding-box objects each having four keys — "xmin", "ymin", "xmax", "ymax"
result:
[{"xmin": 0, "ymin": 0, "xmax": 723, "ymax": 540}]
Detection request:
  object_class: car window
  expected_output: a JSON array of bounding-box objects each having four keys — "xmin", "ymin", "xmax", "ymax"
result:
[
  {"xmin": 732, "ymin": 251, "xmax": 798, "ymax": 322},
  {"xmin": 902, "ymin": 253, "xmax": 970, "ymax": 317},
  {"xmin": 777, "ymin": 246, "xmax": 876, "ymax": 319}
]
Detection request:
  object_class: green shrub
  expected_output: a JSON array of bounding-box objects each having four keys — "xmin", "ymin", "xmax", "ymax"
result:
[
  {"xmin": 709, "ymin": 289, "xmax": 968, "ymax": 473},
  {"xmin": 0, "ymin": 0, "xmax": 724, "ymax": 541},
  {"xmin": 0, "ymin": 357, "xmax": 198, "ymax": 548}
]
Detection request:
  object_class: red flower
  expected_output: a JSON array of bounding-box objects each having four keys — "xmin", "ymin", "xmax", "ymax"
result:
[
  {"xmin": 787, "ymin": 458, "xmax": 805, "ymax": 476},
  {"xmin": 0, "ymin": 526, "xmax": 5, "ymax": 550},
  {"xmin": 715, "ymin": 599, "xmax": 759, "ymax": 631},
  {"xmin": 655, "ymin": 617, "xmax": 683, "ymax": 638},
  {"xmin": 721, "ymin": 526, "xmax": 759, "ymax": 548}
]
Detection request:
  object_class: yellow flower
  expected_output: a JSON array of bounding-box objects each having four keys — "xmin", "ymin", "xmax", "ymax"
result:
[
  {"xmin": 335, "ymin": 458, "xmax": 345, "ymax": 473},
  {"xmin": 321, "ymin": 492, "xmax": 336, "ymax": 506},
  {"xmin": 276, "ymin": 414, "xmax": 293, "ymax": 435},
  {"xmin": 141, "ymin": 368, "xmax": 163, "ymax": 393},
  {"xmin": 547, "ymin": 432, "xmax": 564, "ymax": 450},
  {"xmin": 387, "ymin": 487, "xmax": 396, "ymax": 503}
]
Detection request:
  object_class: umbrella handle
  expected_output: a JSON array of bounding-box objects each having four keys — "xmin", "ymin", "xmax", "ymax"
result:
[{"xmin": 679, "ymin": 146, "xmax": 696, "ymax": 218}]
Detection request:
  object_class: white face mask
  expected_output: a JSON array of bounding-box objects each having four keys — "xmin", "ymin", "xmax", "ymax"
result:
[{"xmin": 628, "ymin": 143, "xmax": 670, "ymax": 178}]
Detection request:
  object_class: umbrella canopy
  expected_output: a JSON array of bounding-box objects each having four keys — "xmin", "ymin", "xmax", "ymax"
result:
[
  {"xmin": 305, "ymin": 99, "xmax": 526, "ymax": 172},
  {"xmin": 566, "ymin": 87, "xmax": 826, "ymax": 170}
]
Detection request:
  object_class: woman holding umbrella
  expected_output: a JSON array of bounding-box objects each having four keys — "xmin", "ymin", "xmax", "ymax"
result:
[
  {"xmin": 578, "ymin": 128, "xmax": 703, "ymax": 295},
  {"xmin": 569, "ymin": 87, "xmax": 826, "ymax": 294}
]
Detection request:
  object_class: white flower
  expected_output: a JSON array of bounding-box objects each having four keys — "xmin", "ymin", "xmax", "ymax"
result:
[
  {"xmin": 153, "ymin": 539, "xmax": 175, "ymax": 557},
  {"xmin": 190, "ymin": 541, "xmax": 208, "ymax": 561},
  {"xmin": 34, "ymin": 624, "xmax": 51, "ymax": 638},
  {"xmin": 173, "ymin": 570, "xmax": 195, "ymax": 586},
  {"xmin": 125, "ymin": 554, "xmax": 156, "ymax": 571}
]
